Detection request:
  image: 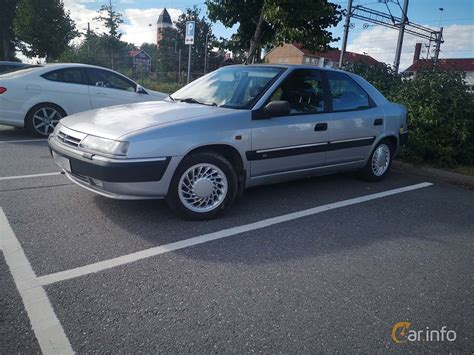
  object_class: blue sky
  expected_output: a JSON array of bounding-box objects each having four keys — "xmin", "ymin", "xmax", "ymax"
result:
[{"xmin": 66, "ymin": 0, "xmax": 473, "ymax": 70}]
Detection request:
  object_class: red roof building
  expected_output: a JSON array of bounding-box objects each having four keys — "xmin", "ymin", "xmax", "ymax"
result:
[
  {"xmin": 264, "ymin": 43, "xmax": 380, "ymax": 68},
  {"xmin": 404, "ymin": 43, "xmax": 474, "ymax": 92}
]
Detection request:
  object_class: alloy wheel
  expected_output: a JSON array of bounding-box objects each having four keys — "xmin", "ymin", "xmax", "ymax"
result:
[{"xmin": 32, "ymin": 107, "xmax": 62, "ymax": 136}]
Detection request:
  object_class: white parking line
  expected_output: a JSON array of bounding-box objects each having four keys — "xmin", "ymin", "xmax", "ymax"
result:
[
  {"xmin": 0, "ymin": 208, "xmax": 73, "ymax": 354},
  {"xmin": 37, "ymin": 182, "xmax": 433, "ymax": 286},
  {"xmin": 0, "ymin": 172, "xmax": 61, "ymax": 181},
  {"xmin": 0, "ymin": 139, "xmax": 47, "ymax": 144}
]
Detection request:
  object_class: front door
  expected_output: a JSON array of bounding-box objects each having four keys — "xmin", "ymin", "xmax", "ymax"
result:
[{"xmin": 249, "ymin": 69, "xmax": 330, "ymax": 177}]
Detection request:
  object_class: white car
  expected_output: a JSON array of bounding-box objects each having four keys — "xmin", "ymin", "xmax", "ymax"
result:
[{"xmin": 0, "ymin": 63, "xmax": 167, "ymax": 136}]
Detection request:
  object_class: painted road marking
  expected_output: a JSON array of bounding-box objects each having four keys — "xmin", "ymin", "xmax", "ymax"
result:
[
  {"xmin": 0, "ymin": 208, "xmax": 73, "ymax": 354},
  {"xmin": 0, "ymin": 139, "xmax": 47, "ymax": 144},
  {"xmin": 0, "ymin": 172, "xmax": 61, "ymax": 181},
  {"xmin": 37, "ymin": 182, "xmax": 433, "ymax": 286}
]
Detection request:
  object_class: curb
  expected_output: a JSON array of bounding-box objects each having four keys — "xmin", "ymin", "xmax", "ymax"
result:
[{"xmin": 392, "ymin": 160, "xmax": 474, "ymax": 187}]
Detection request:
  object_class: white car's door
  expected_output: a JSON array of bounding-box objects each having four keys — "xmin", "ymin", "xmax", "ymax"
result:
[
  {"xmin": 41, "ymin": 67, "xmax": 92, "ymax": 114},
  {"xmin": 84, "ymin": 68, "xmax": 149, "ymax": 108}
]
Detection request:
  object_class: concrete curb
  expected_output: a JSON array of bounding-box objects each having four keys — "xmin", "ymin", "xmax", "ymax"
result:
[{"xmin": 392, "ymin": 160, "xmax": 474, "ymax": 187}]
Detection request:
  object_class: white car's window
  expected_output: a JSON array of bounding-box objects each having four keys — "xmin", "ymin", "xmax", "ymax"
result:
[
  {"xmin": 327, "ymin": 71, "xmax": 370, "ymax": 111},
  {"xmin": 42, "ymin": 68, "xmax": 86, "ymax": 85},
  {"xmin": 86, "ymin": 69, "xmax": 136, "ymax": 92},
  {"xmin": 268, "ymin": 69, "xmax": 325, "ymax": 114},
  {"xmin": 171, "ymin": 66, "xmax": 284, "ymax": 108}
]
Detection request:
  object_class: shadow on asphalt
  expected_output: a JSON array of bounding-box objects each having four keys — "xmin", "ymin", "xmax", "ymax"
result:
[{"xmin": 91, "ymin": 171, "xmax": 432, "ymax": 265}]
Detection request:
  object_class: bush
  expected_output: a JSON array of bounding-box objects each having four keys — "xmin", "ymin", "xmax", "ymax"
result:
[{"xmin": 347, "ymin": 61, "xmax": 474, "ymax": 166}]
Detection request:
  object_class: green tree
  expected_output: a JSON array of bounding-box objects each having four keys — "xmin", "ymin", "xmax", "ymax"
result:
[
  {"xmin": 207, "ymin": 0, "xmax": 341, "ymax": 63},
  {"xmin": 13, "ymin": 0, "xmax": 77, "ymax": 60},
  {"xmin": 0, "ymin": 0, "xmax": 19, "ymax": 61},
  {"xmin": 94, "ymin": 3, "xmax": 124, "ymax": 69}
]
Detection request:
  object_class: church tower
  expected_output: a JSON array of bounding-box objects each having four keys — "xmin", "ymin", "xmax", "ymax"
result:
[{"xmin": 156, "ymin": 8, "xmax": 173, "ymax": 46}]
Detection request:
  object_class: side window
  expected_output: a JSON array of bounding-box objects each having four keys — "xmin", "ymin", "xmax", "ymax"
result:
[
  {"xmin": 86, "ymin": 69, "xmax": 136, "ymax": 92},
  {"xmin": 327, "ymin": 72, "xmax": 370, "ymax": 111},
  {"xmin": 268, "ymin": 69, "xmax": 325, "ymax": 114},
  {"xmin": 42, "ymin": 68, "xmax": 85, "ymax": 85}
]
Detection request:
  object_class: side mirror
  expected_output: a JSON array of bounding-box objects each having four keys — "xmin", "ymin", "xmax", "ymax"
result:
[
  {"xmin": 136, "ymin": 85, "xmax": 148, "ymax": 94},
  {"xmin": 264, "ymin": 100, "xmax": 291, "ymax": 118}
]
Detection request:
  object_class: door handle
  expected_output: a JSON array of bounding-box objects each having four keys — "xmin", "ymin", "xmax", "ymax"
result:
[
  {"xmin": 314, "ymin": 123, "xmax": 328, "ymax": 131},
  {"xmin": 374, "ymin": 118, "xmax": 384, "ymax": 126}
]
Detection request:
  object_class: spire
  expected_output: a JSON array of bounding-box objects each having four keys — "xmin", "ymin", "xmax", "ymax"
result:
[{"xmin": 157, "ymin": 8, "xmax": 172, "ymax": 25}]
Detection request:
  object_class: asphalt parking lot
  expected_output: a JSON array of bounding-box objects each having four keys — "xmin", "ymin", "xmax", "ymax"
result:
[{"xmin": 0, "ymin": 124, "xmax": 473, "ymax": 353}]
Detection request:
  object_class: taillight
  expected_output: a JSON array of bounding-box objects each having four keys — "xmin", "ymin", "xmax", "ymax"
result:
[{"xmin": 0, "ymin": 87, "xmax": 6, "ymax": 94}]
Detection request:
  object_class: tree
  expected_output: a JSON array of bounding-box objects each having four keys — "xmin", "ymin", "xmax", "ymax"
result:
[
  {"xmin": 207, "ymin": 0, "xmax": 342, "ymax": 63},
  {"xmin": 13, "ymin": 0, "xmax": 78, "ymax": 60},
  {"xmin": 0, "ymin": 0, "xmax": 19, "ymax": 61},
  {"xmin": 94, "ymin": 3, "xmax": 124, "ymax": 69}
]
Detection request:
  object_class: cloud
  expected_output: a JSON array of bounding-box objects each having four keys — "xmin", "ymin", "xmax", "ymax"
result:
[
  {"xmin": 62, "ymin": 0, "xmax": 107, "ymax": 39},
  {"xmin": 347, "ymin": 24, "xmax": 474, "ymax": 71},
  {"xmin": 121, "ymin": 8, "xmax": 182, "ymax": 46}
]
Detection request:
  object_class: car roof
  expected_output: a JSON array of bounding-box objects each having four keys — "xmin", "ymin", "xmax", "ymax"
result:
[
  {"xmin": 0, "ymin": 61, "xmax": 30, "ymax": 66},
  {"xmin": 227, "ymin": 63, "xmax": 344, "ymax": 73}
]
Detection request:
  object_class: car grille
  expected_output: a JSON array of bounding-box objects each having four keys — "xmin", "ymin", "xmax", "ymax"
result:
[{"xmin": 57, "ymin": 130, "xmax": 81, "ymax": 147}]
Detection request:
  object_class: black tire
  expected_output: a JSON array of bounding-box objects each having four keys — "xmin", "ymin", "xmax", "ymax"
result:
[
  {"xmin": 358, "ymin": 140, "xmax": 394, "ymax": 181},
  {"xmin": 166, "ymin": 152, "xmax": 238, "ymax": 220},
  {"xmin": 25, "ymin": 103, "xmax": 66, "ymax": 137}
]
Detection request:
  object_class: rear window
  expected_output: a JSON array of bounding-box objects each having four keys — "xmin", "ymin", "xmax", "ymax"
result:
[{"xmin": 42, "ymin": 68, "xmax": 86, "ymax": 85}]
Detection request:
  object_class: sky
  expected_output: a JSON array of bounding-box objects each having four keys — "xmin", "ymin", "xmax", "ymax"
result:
[{"xmin": 53, "ymin": 0, "xmax": 474, "ymax": 70}]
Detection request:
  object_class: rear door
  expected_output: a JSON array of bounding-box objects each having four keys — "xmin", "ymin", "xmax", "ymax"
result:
[
  {"xmin": 249, "ymin": 69, "xmax": 331, "ymax": 177},
  {"xmin": 326, "ymin": 71, "xmax": 385, "ymax": 165},
  {"xmin": 41, "ymin": 68, "xmax": 92, "ymax": 115},
  {"xmin": 84, "ymin": 68, "xmax": 145, "ymax": 108}
]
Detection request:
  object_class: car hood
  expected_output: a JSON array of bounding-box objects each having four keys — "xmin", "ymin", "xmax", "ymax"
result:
[{"xmin": 60, "ymin": 100, "xmax": 233, "ymax": 140}]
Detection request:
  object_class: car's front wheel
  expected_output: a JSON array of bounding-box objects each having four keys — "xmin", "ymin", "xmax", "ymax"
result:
[
  {"xmin": 25, "ymin": 103, "xmax": 66, "ymax": 137},
  {"xmin": 358, "ymin": 140, "xmax": 394, "ymax": 181},
  {"xmin": 166, "ymin": 152, "xmax": 238, "ymax": 220}
]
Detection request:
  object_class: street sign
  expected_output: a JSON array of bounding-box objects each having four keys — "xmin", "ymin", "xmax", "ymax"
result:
[{"xmin": 185, "ymin": 21, "xmax": 195, "ymax": 45}]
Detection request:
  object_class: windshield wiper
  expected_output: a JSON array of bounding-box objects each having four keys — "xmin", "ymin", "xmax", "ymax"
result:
[
  {"xmin": 168, "ymin": 94, "xmax": 175, "ymax": 101},
  {"xmin": 177, "ymin": 97, "xmax": 217, "ymax": 106}
]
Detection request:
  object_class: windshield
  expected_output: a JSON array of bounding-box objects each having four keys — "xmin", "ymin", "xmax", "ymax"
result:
[{"xmin": 171, "ymin": 66, "xmax": 285, "ymax": 109}]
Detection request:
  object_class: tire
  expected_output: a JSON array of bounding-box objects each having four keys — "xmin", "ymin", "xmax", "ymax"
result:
[
  {"xmin": 25, "ymin": 103, "xmax": 66, "ymax": 137},
  {"xmin": 166, "ymin": 152, "xmax": 238, "ymax": 220},
  {"xmin": 358, "ymin": 140, "xmax": 394, "ymax": 181}
]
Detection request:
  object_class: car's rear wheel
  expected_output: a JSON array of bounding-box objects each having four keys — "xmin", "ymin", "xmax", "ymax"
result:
[
  {"xmin": 25, "ymin": 103, "xmax": 66, "ymax": 137},
  {"xmin": 166, "ymin": 152, "xmax": 238, "ymax": 220},
  {"xmin": 358, "ymin": 140, "xmax": 394, "ymax": 181}
]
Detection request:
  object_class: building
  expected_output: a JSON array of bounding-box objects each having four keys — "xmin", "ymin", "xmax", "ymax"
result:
[
  {"xmin": 128, "ymin": 49, "xmax": 152, "ymax": 73},
  {"xmin": 264, "ymin": 43, "xmax": 379, "ymax": 68},
  {"xmin": 404, "ymin": 43, "xmax": 474, "ymax": 92},
  {"xmin": 157, "ymin": 8, "xmax": 173, "ymax": 46}
]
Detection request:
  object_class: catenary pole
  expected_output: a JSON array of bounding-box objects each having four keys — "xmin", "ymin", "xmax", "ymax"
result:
[
  {"xmin": 394, "ymin": 0, "xmax": 409, "ymax": 74},
  {"xmin": 339, "ymin": 0, "xmax": 353, "ymax": 68}
]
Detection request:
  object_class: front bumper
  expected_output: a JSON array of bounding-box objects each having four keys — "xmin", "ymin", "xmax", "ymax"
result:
[{"xmin": 49, "ymin": 136, "xmax": 176, "ymax": 200}]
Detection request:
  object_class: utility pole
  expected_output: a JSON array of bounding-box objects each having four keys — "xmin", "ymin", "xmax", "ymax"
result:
[
  {"xmin": 394, "ymin": 0, "xmax": 409, "ymax": 74},
  {"xmin": 433, "ymin": 26, "xmax": 443, "ymax": 63},
  {"xmin": 339, "ymin": 0, "xmax": 353, "ymax": 68}
]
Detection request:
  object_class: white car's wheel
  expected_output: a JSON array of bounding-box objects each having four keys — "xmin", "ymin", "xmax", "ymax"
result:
[
  {"xmin": 167, "ymin": 152, "xmax": 238, "ymax": 220},
  {"xmin": 26, "ymin": 104, "xmax": 66, "ymax": 137}
]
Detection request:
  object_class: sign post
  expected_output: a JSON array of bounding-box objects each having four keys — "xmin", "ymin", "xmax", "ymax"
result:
[{"xmin": 185, "ymin": 21, "xmax": 195, "ymax": 84}]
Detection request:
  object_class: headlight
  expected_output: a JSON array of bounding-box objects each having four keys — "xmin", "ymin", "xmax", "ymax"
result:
[{"xmin": 79, "ymin": 135, "xmax": 130, "ymax": 156}]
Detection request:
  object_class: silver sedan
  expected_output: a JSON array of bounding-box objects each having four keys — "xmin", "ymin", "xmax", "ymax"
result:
[{"xmin": 49, "ymin": 64, "xmax": 408, "ymax": 219}]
